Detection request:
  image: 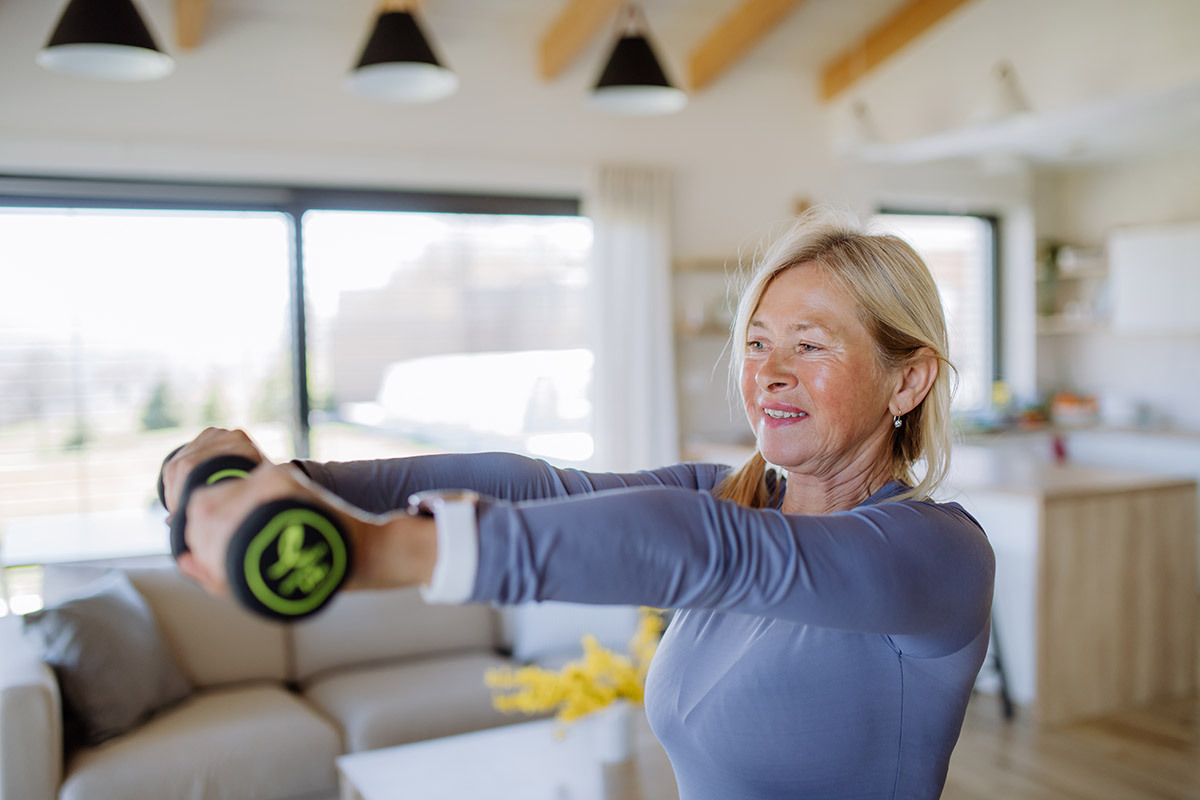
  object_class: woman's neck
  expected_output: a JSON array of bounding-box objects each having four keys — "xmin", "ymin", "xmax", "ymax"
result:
[{"xmin": 780, "ymin": 459, "xmax": 895, "ymax": 515}]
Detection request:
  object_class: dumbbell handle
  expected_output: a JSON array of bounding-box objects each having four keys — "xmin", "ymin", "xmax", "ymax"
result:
[
  {"xmin": 162, "ymin": 452, "xmax": 351, "ymax": 621},
  {"xmin": 168, "ymin": 454, "xmax": 258, "ymax": 559}
]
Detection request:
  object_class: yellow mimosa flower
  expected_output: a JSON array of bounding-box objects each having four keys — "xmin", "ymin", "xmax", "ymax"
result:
[{"xmin": 484, "ymin": 607, "xmax": 667, "ymax": 724}]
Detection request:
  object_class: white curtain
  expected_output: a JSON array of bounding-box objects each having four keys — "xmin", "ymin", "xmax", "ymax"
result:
[{"xmin": 584, "ymin": 165, "xmax": 679, "ymax": 472}]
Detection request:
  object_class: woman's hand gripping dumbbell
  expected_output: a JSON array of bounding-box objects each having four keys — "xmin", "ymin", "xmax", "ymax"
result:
[
  {"xmin": 160, "ymin": 429, "xmax": 443, "ymax": 618},
  {"xmin": 158, "ymin": 429, "xmax": 352, "ymax": 620}
]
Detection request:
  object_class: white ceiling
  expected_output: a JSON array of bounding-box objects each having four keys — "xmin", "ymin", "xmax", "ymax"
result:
[
  {"xmin": 850, "ymin": 76, "xmax": 1200, "ymax": 167},
  {"xmin": 7, "ymin": 0, "xmax": 1195, "ymax": 171},
  {"xmin": 241, "ymin": 0, "xmax": 913, "ymax": 76}
]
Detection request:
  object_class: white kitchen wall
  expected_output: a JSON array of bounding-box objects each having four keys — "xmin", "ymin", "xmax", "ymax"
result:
[{"xmin": 1036, "ymin": 149, "xmax": 1200, "ymax": 431}]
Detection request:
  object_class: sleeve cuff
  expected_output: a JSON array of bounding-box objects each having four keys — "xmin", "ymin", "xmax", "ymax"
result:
[{"xmin": 419, "ymin": 499, "xmax": 479, "ymax": 604}]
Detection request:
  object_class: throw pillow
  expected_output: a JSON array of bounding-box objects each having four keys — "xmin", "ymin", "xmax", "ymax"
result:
[{"xmin": 23, "ymin": 570, "xmax": 192, "ymax": 746}]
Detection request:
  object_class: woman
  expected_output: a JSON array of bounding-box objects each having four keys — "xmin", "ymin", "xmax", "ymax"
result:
[{"xmin": 164, "ymin": 211, "xmax": 994, "ymax": 799}]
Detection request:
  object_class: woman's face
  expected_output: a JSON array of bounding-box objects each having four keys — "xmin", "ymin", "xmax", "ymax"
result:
[{"xmin": 740, "ymin": 263, "xmax": 897, "ymax": 481}]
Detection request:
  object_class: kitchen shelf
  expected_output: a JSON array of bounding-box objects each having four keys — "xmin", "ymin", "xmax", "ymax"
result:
[
  {"xmin": 1037, "ymin": 315, "xmax": 1109, "ymax": 335},
  {"xmin": 1046, "ymin": 268, "xmax": 1108, "ymax": 281}
]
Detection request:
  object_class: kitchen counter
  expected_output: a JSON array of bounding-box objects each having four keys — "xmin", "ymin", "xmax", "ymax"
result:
[
  {"xmin": 947, "ymin": 444, "xmax": 1196, "ymax": 499},
  {"xmin": 947, "ymin": 446, "xmax": 1197, "ymax": 725}
]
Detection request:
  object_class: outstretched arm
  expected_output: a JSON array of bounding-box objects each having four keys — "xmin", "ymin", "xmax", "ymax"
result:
[
  {"xmin": 293, "ymin": 451, "xmax": 729, "ymax": 513},
  {"xmin": 466, "ymin": 485, "xmax": 994, "ymax": 657}
]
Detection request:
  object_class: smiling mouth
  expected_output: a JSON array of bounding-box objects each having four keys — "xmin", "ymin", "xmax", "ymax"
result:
[{"xmin": 764, "ymin": 408, "xmax": 806, "ymax": 419}]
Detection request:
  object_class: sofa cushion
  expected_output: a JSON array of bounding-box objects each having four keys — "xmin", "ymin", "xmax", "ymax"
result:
[
  {"xmin": 126, "ymin": 567, "xmax": 290, "ymax": 687},
  {"xmin": 22, "ymin": 570, "xmax": 192, "ymax": 746},
  {"xmin": 303, "ymin": 652, "xmax": 522, "ymax": 752},
  {"xmin": 60, "ymin": 684, "xmax": 341, "ymax": 800},
  {"xmin": 291, "ymin": 587, "xmax": 499, "ymax": 683}
]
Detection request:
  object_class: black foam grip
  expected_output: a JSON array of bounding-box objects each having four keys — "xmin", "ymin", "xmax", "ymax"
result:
[{"xmin": 168, "ymin": 454, "xmax": 258, "ymax": 559}]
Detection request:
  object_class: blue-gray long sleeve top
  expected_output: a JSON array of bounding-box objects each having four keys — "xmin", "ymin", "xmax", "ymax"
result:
[{"xmin": 297, "ymin": 452, "xmax": 995, "ymax": 799}]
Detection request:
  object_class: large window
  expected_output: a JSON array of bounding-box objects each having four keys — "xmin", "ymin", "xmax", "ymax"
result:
[
  {"xmin": 302, "ymin": 210, "xmax": 594, "ymax": 463},
  {"xmin": 0, "ymin": 208, "xmax": 294, "ymax": 576},
  {"xmin": 0, "ymin": 180, "xmax": 588, "ymax": 608},
  {"xmin": 873, "ymin": 213, "xmax": 998, "ymax": 412}
]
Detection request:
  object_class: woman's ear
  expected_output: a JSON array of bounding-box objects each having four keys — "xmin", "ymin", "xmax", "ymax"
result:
[{"xmin": 888, "ymin": 348, "xmax": 939, "ymax": 418}]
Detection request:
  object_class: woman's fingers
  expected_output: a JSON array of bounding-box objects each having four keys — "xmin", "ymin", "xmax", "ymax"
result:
[{"xmin": 162, "ymin": 427, "xmax": 270, "ymax": 514}]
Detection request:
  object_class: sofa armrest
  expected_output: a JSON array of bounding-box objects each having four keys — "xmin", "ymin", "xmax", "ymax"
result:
[{"xmin": 0, "ymin": 620, "xmax": 62, "ymax": 800}]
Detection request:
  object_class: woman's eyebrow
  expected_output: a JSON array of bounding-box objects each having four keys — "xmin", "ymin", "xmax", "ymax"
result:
[{"xmin": 749, "ymin": 318, "xmax": 832, "ymax": 334}]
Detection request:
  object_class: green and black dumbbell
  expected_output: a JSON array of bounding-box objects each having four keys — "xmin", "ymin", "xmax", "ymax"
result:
[{"xmin": 163, "ymin": 454, "xmax": 352, "ymax": 621}]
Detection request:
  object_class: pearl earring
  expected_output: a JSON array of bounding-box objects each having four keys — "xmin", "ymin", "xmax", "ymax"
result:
[{"xmin": 893, "ymin": 416, "xmax": 903, "ymax": 429}]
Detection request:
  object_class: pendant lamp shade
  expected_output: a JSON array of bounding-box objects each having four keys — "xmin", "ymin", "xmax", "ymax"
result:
[
  {"xmin": 970, "ymin": 61, "xmax": 1033, "ymax": 125},
  {"xmin": 591, "ymin": 34, "xmax": 686, "ymax": 115},
  {"xmin": 37, "ymin": 0, "xmax": 173, "ymax": 81},
  {"xmin": 346, "ymin": 10, "xmax": 458, "ymax": 102}
]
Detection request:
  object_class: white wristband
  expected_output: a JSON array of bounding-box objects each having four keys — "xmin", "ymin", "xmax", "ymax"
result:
[{"xmin": 409, "ymin": 492, "xmax": 480, "ymax": 605}]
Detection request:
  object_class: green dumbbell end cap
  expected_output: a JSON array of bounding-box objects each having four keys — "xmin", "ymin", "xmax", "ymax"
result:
[{"xmin": 232, "ymin": 501, "xmax": 349, "ymax": 619}]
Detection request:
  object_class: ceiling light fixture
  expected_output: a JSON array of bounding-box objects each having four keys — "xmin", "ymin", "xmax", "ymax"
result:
[
  {"xmin": 834, "ymin": 99, "xmax": 883, "ymax": 159},
  {"xmin": 590, "ymin": 4, "xmax": 686, "ymax": 116},
  {"xmin": 37, "ymin": 0, "xmax": 174, "ymax": 81},
  {"xmin": 346, "ymin": 3, "xmax": 458, "ymax": 103},
  {"xmin": 971, "ymin": 60, "xmax": 1033, "ymax": 125}
]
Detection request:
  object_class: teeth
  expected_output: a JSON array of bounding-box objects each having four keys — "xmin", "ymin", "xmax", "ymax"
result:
[{"xmin": 765, "ymin": 409, "xmax": 803, "ymax": 419}]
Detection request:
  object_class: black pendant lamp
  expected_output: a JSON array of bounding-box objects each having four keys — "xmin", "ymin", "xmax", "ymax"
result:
[
  {"xmin": 37, "ymin": 0, "xmax": 174, "ymax": 81},
  {"xmin": 346, "ymin": 7, "xmax": 458, "ymax": 102},
  {"xmin": 591, "ymin": 5, "xmax": 685, "ymax": 115}
]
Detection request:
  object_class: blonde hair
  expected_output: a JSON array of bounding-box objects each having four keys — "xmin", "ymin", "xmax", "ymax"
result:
[{"xmin": 715, "ymin": 208, "xmax": 955, "ymax": 507}]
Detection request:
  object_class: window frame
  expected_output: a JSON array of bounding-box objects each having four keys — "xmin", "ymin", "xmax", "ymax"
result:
[
  {"xmin": 0, "ymin": 174, "xmax": 581, "ymax": 457},
  {"xmin": 875, "ymin": 207, "xmax": 1003, "ymax": 405}
]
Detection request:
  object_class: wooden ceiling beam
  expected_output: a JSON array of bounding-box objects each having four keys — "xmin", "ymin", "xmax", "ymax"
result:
[
  {"xmin": 687, "ymin": 0, "xmax": 805, "ymax": 91},
  {"xmin": 819, "ymin": 0, "xmax": 973, "ymax": 102},
  {"xmin": 539, "ymin": 0, "xmax": 625, "ymax": 81},
  {"xmin": 175, "ymin": 0, "xmax": 209, "ymax": 51}
]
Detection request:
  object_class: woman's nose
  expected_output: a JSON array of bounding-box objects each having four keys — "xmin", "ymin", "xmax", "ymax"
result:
[{"xmin": 756, "ymin": 350, "xmax": 796, "ymax": 391}]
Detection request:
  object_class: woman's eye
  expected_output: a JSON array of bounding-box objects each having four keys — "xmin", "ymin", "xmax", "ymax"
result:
[
  {"xmin": 797, "ymin": 343, "xmax": 820, "ymax": 353},
  {"xmin": 746, "ymin": 340, "xmax": 766, "ymax": 352}
]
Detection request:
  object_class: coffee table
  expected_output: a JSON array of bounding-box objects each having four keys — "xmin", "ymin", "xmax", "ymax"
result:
[{"xmin": 336, "ymin": 711, "xmax": 678, "ymax": 800}]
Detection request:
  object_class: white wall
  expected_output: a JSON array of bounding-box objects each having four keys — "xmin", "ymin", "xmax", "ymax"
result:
[
  {"xmin": 1044, "ymin": 149, "xmax": 1200, "ymax": 243},
  {"xmin": 1036, "ymin": 150, "xmax": 1200, "ymax": 431}
]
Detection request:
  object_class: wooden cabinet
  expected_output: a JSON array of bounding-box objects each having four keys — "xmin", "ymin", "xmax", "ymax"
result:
[{"xmin": 949, "ymin": 447, "xmax": 1197, "ymax": 725}]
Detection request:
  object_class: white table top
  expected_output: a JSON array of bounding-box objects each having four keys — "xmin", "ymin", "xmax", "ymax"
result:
[{"xmin": 337, "ymin": 714, "xmax": 676, "ymax": 800}]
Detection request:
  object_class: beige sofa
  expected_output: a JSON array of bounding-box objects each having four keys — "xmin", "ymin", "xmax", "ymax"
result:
[{"xmin": 0, "ymin": 564, "xmax": 529, "ymax": 800}]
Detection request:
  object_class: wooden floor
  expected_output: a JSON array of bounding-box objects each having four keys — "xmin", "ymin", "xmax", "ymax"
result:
[{"xmin": 943, "ymin": 693, "xmax": 1200, "ymax": 800}]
